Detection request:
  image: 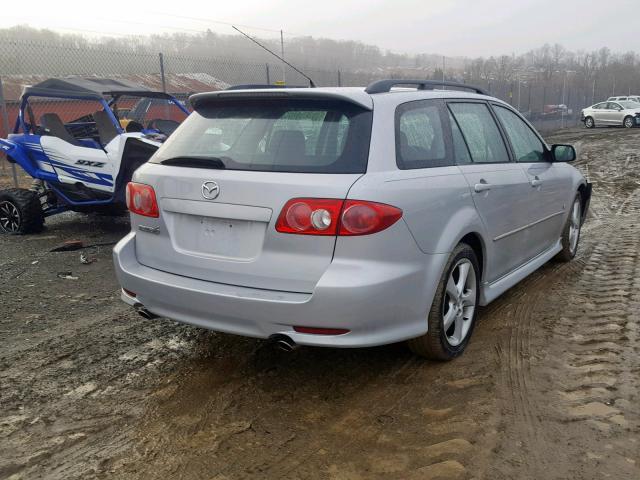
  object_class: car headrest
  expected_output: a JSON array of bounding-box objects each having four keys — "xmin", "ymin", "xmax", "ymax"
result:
[{"xmin": 268, "ymin": 129, "xmax": 306, "ymax": 162}]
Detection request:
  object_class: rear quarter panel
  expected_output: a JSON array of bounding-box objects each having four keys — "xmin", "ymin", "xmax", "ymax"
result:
[{"xmin": 347, "ymin": 168, "xmax": 485, "ymax": 256}]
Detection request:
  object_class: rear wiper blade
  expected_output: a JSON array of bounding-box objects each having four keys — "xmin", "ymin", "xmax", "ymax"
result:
[{"xmin": 159, "ymin": 156, "xmax": 226, "ymax": 169}]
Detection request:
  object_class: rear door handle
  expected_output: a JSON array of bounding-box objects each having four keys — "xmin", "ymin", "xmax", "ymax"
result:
[
  {"xmin": 474, "ymin": 181, "xmax": 492, "ymax": 193},
  {"xmin": 530, "ymin": 177, "xmax": 543, "ymax": 187}
]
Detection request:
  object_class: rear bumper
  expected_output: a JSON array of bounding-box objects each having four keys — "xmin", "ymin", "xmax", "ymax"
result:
[{"xmin": 113, "ymin": 232, "xmax": 448, "ymax": 347}]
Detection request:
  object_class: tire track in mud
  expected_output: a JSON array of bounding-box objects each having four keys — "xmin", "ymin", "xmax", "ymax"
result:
[
  {"xmin": 485, "ymin": 128, "xmax": 640, "ymax": 479},
  {"xmin": 121, "ymin": 342, "xmax": 494, "ymax": 480},
  {"xmin": 545, "ymin": 220, "xmax": 640, "ymax": 477},
  {"xmin": 483, "ymin": 251, "xmax": 593, "ymax": 479}
]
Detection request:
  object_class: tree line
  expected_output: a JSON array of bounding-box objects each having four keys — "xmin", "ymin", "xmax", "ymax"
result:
[{"xmin": 1, "ymin": 25, "xmax": 639, "ymax": 96}]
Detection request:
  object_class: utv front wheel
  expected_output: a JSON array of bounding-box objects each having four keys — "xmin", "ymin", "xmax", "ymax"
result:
[
  {"xmin": 0, "ymin": 188, "xmax": 44, "ymax": 234},
  {"xmin": 408, "ymin": 243, "xmax": 480, "ymax": 360}
]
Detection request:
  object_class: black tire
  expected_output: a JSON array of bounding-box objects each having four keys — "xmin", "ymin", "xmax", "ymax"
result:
[
  {"xmin": 0, "ymin": 188, "xmax": 44, "ymax": 235},
  {"xmin": 556, "ymin": 193, "xmax": 582, "ymax": 262},
  {"xmin": 584, "ymin": 116, "xmax": 595, "ymax": 129},
  {"xmin": 408, "ymin": 243, "xmax": 480, "ymax": 360},
  {"xmin": 623, "ymin": 116, "xmax": 634, "ymax": 129}
]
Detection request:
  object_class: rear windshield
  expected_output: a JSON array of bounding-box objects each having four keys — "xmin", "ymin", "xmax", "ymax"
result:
[{"xmin": 151, "ymin": 99, "xmax": 373, "ymax": 173}]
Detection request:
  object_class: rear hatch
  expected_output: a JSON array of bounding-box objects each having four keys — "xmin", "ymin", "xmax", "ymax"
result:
[{"xmin": 133, "ymin": 92, "xmax": 373, "ymax": 293}]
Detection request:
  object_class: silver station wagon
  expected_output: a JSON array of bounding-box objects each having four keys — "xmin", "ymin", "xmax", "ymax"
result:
[{"xmin": 113, "ymin": 80, "xmax": 591, "ymax": 360}]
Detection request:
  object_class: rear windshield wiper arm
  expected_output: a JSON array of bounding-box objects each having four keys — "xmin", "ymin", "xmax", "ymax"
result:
[{"xmin": 159, "ymin": 156, "xmax": 227, "ymax": 169}]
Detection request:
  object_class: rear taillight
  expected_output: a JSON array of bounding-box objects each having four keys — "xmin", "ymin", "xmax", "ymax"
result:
[
  {"xmin": 126, "ymin": 182, "xmax": 159, "ymax": 218},
  {"xmin": 275, "ymin": 198, "xmax": 402, "ymax": 236},
  {"xmin": 276, "ymin": 198, "xmax": 343, "ymax": 235},
  {"xmin": 339, "ymin": 200, "xmax": 402, "ymax": 236}
]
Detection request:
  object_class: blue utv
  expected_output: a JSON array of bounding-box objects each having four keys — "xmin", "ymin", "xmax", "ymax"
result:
[{"xmin": 0, "ymin": 77, "xmax": 189, "ymax": 234}]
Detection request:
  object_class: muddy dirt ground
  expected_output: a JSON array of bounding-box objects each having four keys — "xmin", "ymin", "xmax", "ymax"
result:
[{"xmin": 1, "ymin": 127, "xmax": 639, "ymax": 480}]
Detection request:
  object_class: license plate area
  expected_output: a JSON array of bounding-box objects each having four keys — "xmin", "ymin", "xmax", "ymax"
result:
[{"xmin": 169, "ymin": 213, "xmax": 267, "ymax": 261}]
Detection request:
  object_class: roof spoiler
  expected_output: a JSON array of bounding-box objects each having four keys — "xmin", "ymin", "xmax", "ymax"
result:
[
  {"xmin": 189, "ymin": 89, "xmax": 373, "ymax": 111},
  {"xmin": 365, "ymin": 79, "xmax": 488, "ymax": 96},
  {"xmin": 225, "ymin": 84, "xmax": 309, "ymax": 91}
]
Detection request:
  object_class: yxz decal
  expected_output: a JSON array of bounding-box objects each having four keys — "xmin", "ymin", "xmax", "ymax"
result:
[{"xmin": 75, "ymin": 160, "xmax": 106, "ymax": 168}]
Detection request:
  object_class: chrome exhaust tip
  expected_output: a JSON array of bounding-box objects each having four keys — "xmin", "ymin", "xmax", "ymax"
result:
[
  {"xmin": 133, "ymin": 303, "xmax": 158, "ymax": 320},
  {"xmin": 269, "ymin": 334, "xmax": 298, "ymax": 352}
]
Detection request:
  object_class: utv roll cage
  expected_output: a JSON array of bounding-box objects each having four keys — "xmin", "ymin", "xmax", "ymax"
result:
[{"xmin": 16, "ymin": 77, "xmax": 189, "ymax": 135}]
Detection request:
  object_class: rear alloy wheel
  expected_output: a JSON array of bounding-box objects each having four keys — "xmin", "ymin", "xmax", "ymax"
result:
[
  {"xmin": 408, "ymin": 243, "xmax": 480, "ymax": 360},
  {"xmin": 0, "ymin": 188, "xmax": 44, "ymax": 235},
  {"xmin": 584, "ymin": 117, "xmax": 595, "ymax": 129},
  {"xmin": 556, "ymin": 194, "xmax": 582, "ymax": 262},
  {"xmin": 623, "ymin": 116, "xmax": 634, "ymax": 128}
]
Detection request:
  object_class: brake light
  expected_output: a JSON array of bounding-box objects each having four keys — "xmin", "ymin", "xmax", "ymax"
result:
[
  {"xmin": 275, "ymin": 198, "xmax": 402, "ymax": 236},
  {"xmin": 126, "ymin": 182, "xmax": 159, "ymax": 218}
]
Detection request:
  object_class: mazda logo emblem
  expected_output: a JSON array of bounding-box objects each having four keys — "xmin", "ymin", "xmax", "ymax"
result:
[{"xmin": 201, "ymin": 181, "xmax": 220, "ymax": 200}]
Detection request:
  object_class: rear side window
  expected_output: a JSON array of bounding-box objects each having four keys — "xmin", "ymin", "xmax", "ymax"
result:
[
  {"xmin": 395, "ymin": 100, "xmax": 449, "ymax": 169},
  {"xmin": 448, "ymin": 111, "xmax": 472, "ymax": 165},
  {"xmin": 152, "ymin": 99, "xmax": 372, "ymax": 173},
  {"xmin": 448, "ymin": 102, "xmax": 510, "ymax": 164},
  {"xmin": 494, "ymin": 106, "xmax": 546, "ymax": 163}
]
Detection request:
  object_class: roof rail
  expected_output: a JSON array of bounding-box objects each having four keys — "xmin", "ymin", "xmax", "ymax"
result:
[
  {"xmin": 225, "ymin": 84, "xmax": 309, "ymax": 91},
  {"xmin": 365, "ymin": 79, "xmax": 488, "ymax": 96}
]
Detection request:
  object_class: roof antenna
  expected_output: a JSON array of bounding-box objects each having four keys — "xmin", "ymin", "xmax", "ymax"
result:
[{"xmin": 232, "ymin": 26, "xmax": 316, "ymax": 88}]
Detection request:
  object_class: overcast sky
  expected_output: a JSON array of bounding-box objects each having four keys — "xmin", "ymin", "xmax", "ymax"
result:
[{"xmin": 1, "ymin": 0, "xmax": 637, "ymax": 57}]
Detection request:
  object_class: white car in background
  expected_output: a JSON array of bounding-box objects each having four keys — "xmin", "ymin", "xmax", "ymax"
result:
[
  {"xmin": 607, "ymin": 95, "xmax": 640, "ymax": 103},
  {"xmin": 581, "ymin": 100, "xmax": 640, "ymax": 128}
]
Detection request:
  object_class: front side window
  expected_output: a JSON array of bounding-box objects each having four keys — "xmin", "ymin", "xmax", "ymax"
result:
[
  {"xmin": 448, "ymin": 102, "xmax": 510, "ymax": 164},
  {"xmin": 395, "ymin": 100, "xmax": 448, "ymax": 169},
  {"xmin": 494, "ymin": 106, "xmax": 546, "ymax": 163}
]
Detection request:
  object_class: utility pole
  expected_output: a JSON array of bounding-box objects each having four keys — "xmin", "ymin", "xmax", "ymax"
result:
[
  {"xmin": 612, "ymin": 76, "xmax": 615, "ymax": 96},
  {"xmin": 442, "ymin": 56, "xmax": 445, "ymax": 82},
  {"xmin": 280, "ymin": 30, "xmax": 286, "ymax": 85},
  {"xmin": 0, "ymin": 77, "xmax": 18, "ymax": 186},
  {"xmin": 158, "ymin": 53, "xmax": 167, "ymax": 93},
  {"xmin": 561, "ymin": 72, "xmax": 567, "ymax": 129},
  {"xmin": 592, "ymin": 79, "xmax": 596, "ymax": 105},
  {"xmin": 517, "ymin": 74, "xmax": 521, "ymax": 111}
]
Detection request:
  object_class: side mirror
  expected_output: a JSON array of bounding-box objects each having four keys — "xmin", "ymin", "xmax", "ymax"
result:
[{"xmin": 551, "ymin": 144, "xmax": 576, "ymax": 162}]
